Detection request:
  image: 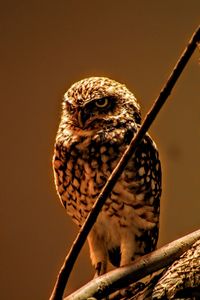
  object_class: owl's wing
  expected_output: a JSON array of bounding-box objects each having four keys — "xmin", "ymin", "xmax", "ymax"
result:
[{"xmin": 130, "ymin": 133, "xmax": 162, "ymax": 254}]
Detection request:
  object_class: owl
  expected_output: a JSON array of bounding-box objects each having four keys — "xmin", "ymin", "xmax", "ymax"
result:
[{"xmin": 53, "ymin": 77, "xmax": 161, "ymax": 276}]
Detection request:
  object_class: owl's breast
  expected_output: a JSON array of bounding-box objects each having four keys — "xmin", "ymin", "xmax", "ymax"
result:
[
  {"xmin": 53, "ymin": 122, "xmax": 160, "ymax": 229},
  {"xmin": 53, "ymin": 125, "xmax": 133, "ymax": 224}
]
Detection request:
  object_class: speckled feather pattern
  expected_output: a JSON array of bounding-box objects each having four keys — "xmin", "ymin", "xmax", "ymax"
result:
[{"xmin": 53, "ymin": 77, "xmax": 161, "ymax": 275}]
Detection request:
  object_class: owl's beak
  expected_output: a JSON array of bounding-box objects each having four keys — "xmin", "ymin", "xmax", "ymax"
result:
[
  {"xmin": 77, "ymin": 107, "xmax": 90, "ymax": 128},
  {"xmin": 77, "ymin": 110, "xmax": 84, "ymax": 128}
]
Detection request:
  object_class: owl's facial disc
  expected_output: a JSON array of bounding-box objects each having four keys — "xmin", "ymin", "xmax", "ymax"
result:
[{"xmin": 77, "ymin": 96, "xmax": 116, "ymax": 128}]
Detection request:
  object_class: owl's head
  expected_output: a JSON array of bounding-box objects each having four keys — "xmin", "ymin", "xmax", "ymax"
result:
[{"xmin": 62, "ymin": 77, "xmax": 141, "ymax": 130}]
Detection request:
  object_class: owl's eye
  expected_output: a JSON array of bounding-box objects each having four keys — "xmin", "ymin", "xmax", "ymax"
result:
[{"xmin": 95, "ymin": 97, "xmax": 109, "ymax": 108}]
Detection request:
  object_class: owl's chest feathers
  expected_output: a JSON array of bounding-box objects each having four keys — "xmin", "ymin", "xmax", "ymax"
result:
[
  {"xmin": 56, "ymin": 130, "xmax": 121, "ymax": 191},
  {"xmin": 54, "ymin": 130, "xmax": 123, "ymax": 205},
  {"xmin": 53, "ymin": 125, "xmax": 157, "ymax": 230}
]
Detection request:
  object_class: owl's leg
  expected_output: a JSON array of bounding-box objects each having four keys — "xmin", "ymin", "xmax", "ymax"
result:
[
  {"xmin": 120, "ymin": 230, "xmax": 136, "ymax": 267},
  {"xmin": 87, "ymin": 230, "xmax": 107, "ymax": 277}
]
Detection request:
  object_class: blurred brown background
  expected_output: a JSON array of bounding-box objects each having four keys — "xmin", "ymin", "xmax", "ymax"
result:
[{"xmin": 0, "ymin": 1, "xmax": 199, "ymax": 299}]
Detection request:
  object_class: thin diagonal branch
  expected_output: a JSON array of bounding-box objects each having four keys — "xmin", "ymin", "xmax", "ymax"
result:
[
  {"xmin": 49, "ymin": 25, "xmax": 200, "ymax": 300},
  {"xmin": 64, "ymin": 229, "xmax": 200, "ymax": 300}
]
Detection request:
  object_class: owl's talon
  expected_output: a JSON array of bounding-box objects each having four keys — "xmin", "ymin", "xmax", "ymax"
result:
[
  {"xmin": 94, "ymin": 261, "xmax": 106, "ymax": 277},
  {"xmin": 95, "ymin": 262, "xmax": 101, "ymax": 277}
]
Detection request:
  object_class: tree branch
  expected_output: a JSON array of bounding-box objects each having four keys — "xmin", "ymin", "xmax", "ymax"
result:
[
  {"xmin": 49, "ymin": 25, "xmax": 200, "ymax": 300},
  {"xmin": 152, "ymin": 238, "xmax": 200, "ymax": 299},
  {"xmin": 64, "ymin": 229, "xmax": 200, "ymax": 300},
  {"xmin": 109, "ymin": 271, "xmax": 164, "ymax": 300}
]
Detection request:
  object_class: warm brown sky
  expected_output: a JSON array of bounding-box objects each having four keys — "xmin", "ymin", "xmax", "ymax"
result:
[{"xmin": 0, "ymin": 1, "xmax": 199, "ymax": 299}]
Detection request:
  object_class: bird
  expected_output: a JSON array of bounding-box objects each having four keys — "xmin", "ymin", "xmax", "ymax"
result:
[{"xmin": 52, "ymin": 76, "xmax": 161, "ymax": 276}]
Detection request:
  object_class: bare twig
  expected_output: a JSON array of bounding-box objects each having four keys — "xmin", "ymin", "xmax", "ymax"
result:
[
  {"xmin": 64, "ymin": 229, "xmax": 200, "ymax": 300},
  {"xmin": 49, "ymin": 25, "xmax": 200, "ymax": 300}
]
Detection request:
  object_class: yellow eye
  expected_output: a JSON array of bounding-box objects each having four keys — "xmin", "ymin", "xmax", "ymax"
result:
[{"xmin": 95, "ymin": 97, "xmax": 109, "ymax": 108}]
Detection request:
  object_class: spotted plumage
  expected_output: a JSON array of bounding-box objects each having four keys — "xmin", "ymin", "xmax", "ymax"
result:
[{"xmin": 53, "ymin": 77, "xmax": 161, "ymax": 275}]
